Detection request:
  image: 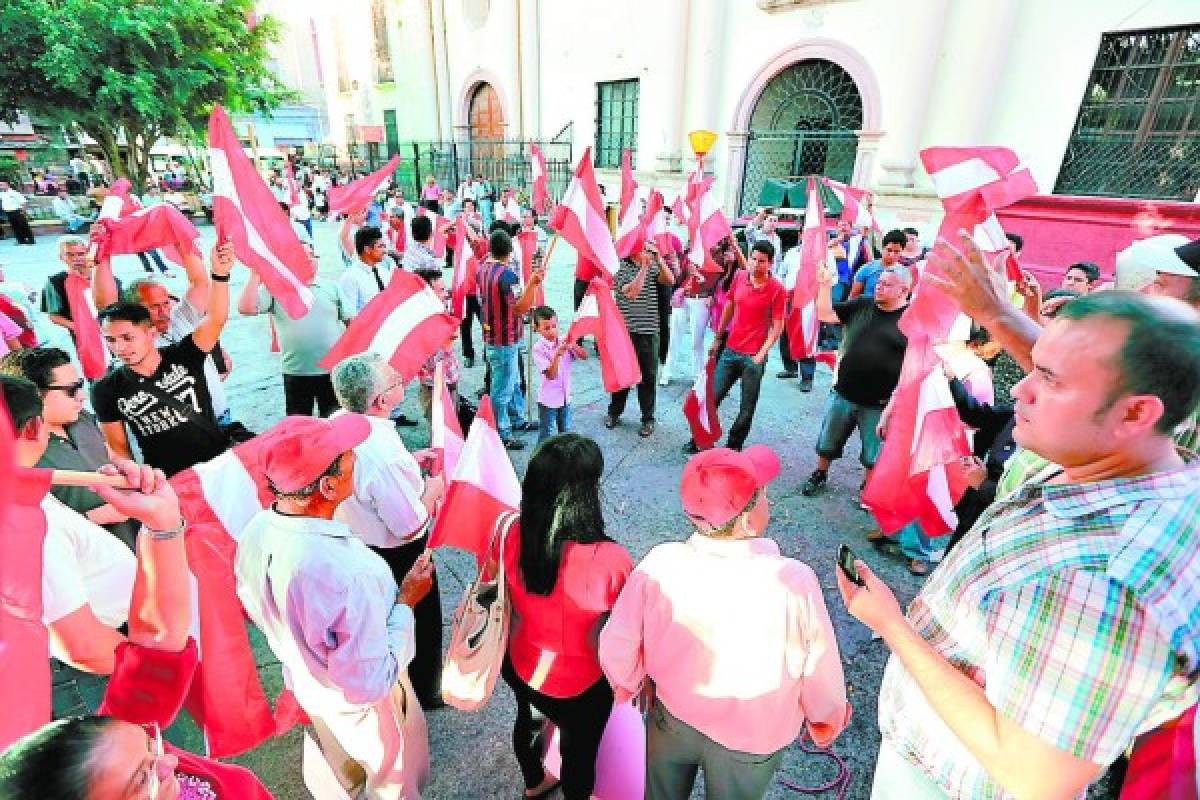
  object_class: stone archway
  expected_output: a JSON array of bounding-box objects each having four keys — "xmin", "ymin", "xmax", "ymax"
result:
[{"xmin": 726, "ymin": 39, "xmax": 884, "ymax": 213}]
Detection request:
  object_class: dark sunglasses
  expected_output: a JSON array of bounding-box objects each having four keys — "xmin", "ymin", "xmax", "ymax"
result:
[{"xmin": 44, "ymin": 380, "xmax": 86, "ymax": 397}]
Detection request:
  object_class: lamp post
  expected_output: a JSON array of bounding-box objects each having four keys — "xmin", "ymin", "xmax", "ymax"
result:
[{"xmin": 688, "ymin": 128, "xmax": 717, "ymax": 174}]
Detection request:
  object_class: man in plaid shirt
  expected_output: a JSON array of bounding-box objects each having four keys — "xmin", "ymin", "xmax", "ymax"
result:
[{"xmin": 838, "ymin": 240, "xmax": 1200, "ymax": 799}]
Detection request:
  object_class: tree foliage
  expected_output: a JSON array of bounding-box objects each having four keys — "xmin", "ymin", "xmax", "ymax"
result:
[{"xmin": 0, "ymin": 0, "xmax": 294, "ymax": 191}]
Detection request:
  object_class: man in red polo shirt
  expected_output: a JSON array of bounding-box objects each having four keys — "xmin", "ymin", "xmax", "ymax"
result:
[{"xmin": 684, "ymin": 240, "xmax": 785, "ymax": 453}]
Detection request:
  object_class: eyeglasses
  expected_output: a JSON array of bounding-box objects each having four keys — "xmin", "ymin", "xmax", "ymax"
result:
[
  {"xmin": 44, "ymin": 380, "xmax": 85, "ymax": 397},
  {"xmin": 144, "ymin": 723, "xmax": 164, "ymax": 799}
]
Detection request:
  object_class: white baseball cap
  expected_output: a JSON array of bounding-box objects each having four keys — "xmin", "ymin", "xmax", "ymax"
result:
[{"xmin": 1116, "ymin": 234, "xmax": 1196, "ymax": 278}]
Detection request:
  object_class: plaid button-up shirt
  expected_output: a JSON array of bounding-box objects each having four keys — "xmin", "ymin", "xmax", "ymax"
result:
[{"xmin": 878, "ymin": 460, "xmax": 1200, "ymax": 799}]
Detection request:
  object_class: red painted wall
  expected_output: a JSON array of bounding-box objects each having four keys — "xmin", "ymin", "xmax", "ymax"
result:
[{"xmin": 996, "ymin": 195, "xmax": 1200, "ymax": 288}]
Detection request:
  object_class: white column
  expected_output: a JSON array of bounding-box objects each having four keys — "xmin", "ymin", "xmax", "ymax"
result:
[
  {"xmin": 874, "ymin": 0, "xmax": 950, "ymax": 188},
  {"xmin": 853, "ymin": 130, "xmax": 884, "ymax": 187},
  {"xmin": 723, "ymin": 131, "xmax": 749, "ymax": 211},
  {"xmin": 655, "ymin": 0, "xmax": 692, "ymax": 173},
  {"xmin": 919, "ymin": 0, "xmax": 1025, "ymax": 150},
  {"xmin": 518, "ymin": 0, "xmax": 543, "ymax": 139},
  {"xmin": 680, "ymin": 0, "xmax": 727, "ymax": 166},
  {"xmin": 431, "ymin": 0, "xmax": 454, "ymax": 138}
]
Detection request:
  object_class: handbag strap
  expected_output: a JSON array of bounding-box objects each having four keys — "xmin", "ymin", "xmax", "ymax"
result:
[{"xmin": 487, "ymin": 511, "xmax": 519, "ymax": 584}]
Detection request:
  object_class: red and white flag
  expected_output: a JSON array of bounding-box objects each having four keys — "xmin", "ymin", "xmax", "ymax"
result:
[
  {"xmin": 97, "ymin": 202, "xmax": 203, "ymax": 268},
  {"xmin": 614, "ymin": 149, "xmax": 643, "ymax": 258},
  {"xmin": 683, "ymin": 356, "xmax": 722, "ymax": 451},
  {"xmin": 430, "ymin": 362, "xmax": 465, "ymax": 478},
  {"xmin": 325, "ymin": 155, "xmax": 400, "ymax": 216},
  {"xmin": 450, "ymin": 217, "xmax": 479, "ymax": 319},
  {"xmin": 64, "ymin": 272, "xmax": 108, "ymax": 380},
  {"xmin": 318, "ymin": 269, "xmax": 458, "ymax": 383},
  {"xmin": 550, "ymin": 147, "xmax": 619, "ymax": 281},
  {"xmin": 416, "ymin": 207, "xmax": 449, "ymax": 259},
  {"xmin": 862, "ymin": 145, "xmax": 1037, "ymax": 536},
  {"xmin": 685, "ymin": 171, "xmax": 733, "ymax": 274},
  {"xmin": 385, "ymin": 213, "xmax": 407, "ymax": 254},
  {"xmin": 566, "ymin": 279, "xmax": 641, "ymax": 392},
  {"xmin": 643, "ymin": 191, "xmax": 672, "ymax": 255},
  {"xmin": 517, "ymin": 229, "xmax": 545, "ymax": 308},
  {"xmin": 208, "ymin": 105, "xmax": 315, "ymax": 320},
  {"xmin": 671, "ymin": 192, "xmax": 688, "ymax": 226},
  {"xmin": 822, "ymin": 177, "xmax": 879, "ymax": 232},
  {"xmin": 428, "ymin": 396, "xmax": 521, "ymax": 561},
  {"xmin": 530, "ymin": 143, "xmax": 549, "ymax": 214},
  {"xmin": 784, "ymin": 179, "xmax": 826, "ymax": 362},
  {"xmin": 170, "ymin": 426, "xmax": 308, "ymax": 757},
  {"xmin": 0, "ymin": 462, "xmax": 53, "ymax": 751}
]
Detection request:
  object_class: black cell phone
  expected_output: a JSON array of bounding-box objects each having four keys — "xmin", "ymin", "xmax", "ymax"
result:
[{"xmin": 837, "ymin": 544, "xmax": 865, "ymax": 586}]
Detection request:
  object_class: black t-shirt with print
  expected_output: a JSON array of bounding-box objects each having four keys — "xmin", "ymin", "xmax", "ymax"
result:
[
  {"xmin": 832, "ymin": 297, "xmax": 908, "ymax": 408},
  {"xmin": 91, "ymin": 334, "xmax": 228, "ymax": 476}
]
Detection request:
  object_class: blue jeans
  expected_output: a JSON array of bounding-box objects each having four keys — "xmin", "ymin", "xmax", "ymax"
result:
[
  {"xmin": 896, "ymin": 521, "xmax": 936, "ymax": 562},
  {"xmin": 712, "ymin": 348, "xmax": 765, "ymax": 450},
  {"xmin": 486, "ymin": 343, "xmax": 526, "ymax": 440},
  {"xmin": 815, "ymin": 389, "xmax": 884, "ymax": 467},
  {"xmin": 537, "ymin": 403, "xmax": 571, "ymax": 443}
]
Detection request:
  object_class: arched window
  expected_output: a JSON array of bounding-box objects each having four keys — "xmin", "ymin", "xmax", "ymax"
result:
[{"xmin": 740, "ymin": 59, "xmax": 863, "ymax": 213}]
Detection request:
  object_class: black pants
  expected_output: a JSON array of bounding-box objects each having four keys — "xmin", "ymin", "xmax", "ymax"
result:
[
  {"xmin": 655, "ymin": 283, "xmax": 673, "ymax": 364},
  {"xmin": 282, "ymin": 373, "xmax": 339, "ymax": 417},
  {"xmin": 502, "ymin": 657, "xmax": 614, "ymax": 800},
  {"xmin": 459, "ymin": 294, "xmax": 483, "ymax": 361},
  {"xmin": 6, "ymin": 209, "xmax": 34, "ymax": 244},
  {"xmin": 607, "ymin": 332, "xmax": 659, "ymax": 423},
  {"xmin": 369, "ymin": 539, "xmax": 443, "ymax": 707},
  {"xmin": 138, "ymin": 249, "xmax": 169, "ymax": 274},
  {"xmin": 778, "ymin": 329, "xmax": 815, "ymax": 379}
]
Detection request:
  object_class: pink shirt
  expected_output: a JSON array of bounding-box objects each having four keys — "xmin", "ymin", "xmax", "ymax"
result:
[
  {"xmin": 598, "ymin": 534, "xmax": 850, "ymax": 755},
  {"xmin": 532, "ymin": 336, "xmax": 573, "ymax": 409},
  {"xmin": 0, "ymin": 311, "xmax": 20, "ymax": 355},
  {"xmin": 504, "ymin": 526, "xmax": 633, "ymax": 698}
]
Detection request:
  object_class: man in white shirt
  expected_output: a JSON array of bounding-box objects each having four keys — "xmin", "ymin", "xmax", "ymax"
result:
[
  {"xmin": 0, "ymin": 179, "xmax": 35, "ymax": 244},
  {"xmin": 456, "ymin": 175, "xmax": 477, "ymax": 204},
  {"xmin": 235, "ymin": 413, "xmax": 433, "ymax": 798},
  {"xmin": 52, "ymin": 189, "xmax": 95, "ymax": 234},
  {"xmin": 331, "ymin": 352, "xmax": 446, "ymax": 709},
  {"xmin": 3, "ymin": 374, "xmax": 140, "ymax": 677},
  {"xmin": 338, "ymin": 225, "xmax": 395, "ymax": 318}
]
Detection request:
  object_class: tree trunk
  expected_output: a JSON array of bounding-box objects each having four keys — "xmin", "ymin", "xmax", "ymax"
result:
[{"xmin": 82, "ymin": 125, "xmax": 124, "ymax": 187}]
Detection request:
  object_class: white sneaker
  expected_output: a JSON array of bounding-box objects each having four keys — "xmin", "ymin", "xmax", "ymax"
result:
[{"xmin": 658, "ymin": 373, "xmax": 670, "ymax": 386}]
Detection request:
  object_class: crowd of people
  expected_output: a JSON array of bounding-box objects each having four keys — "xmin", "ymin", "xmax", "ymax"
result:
[{"xmin": 0, "ymin": 156, "xmax": 1198, "ymax": 800}]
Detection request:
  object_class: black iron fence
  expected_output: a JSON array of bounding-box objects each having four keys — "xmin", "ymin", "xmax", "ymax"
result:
[{"xmin": 356, "ymin": 139, "xmax": 575, "ymax": 206}]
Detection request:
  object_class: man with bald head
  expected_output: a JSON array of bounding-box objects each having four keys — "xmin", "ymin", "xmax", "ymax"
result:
[{"xmin": 839, "ymin": 290, "xmax": 1200, "ymax": 799}]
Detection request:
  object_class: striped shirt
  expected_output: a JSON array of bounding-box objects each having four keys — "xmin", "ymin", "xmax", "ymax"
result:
[
  {"xmin": 613, "ymin": 259, "xmax": 660, "ymax": 335},
  {"xmin": 476, "ymin": 257, "xmax": 521, "ymax": 346},
  {"xmin": 878, "ymin": 460, "xmax": 1200, "ymax": 799}
]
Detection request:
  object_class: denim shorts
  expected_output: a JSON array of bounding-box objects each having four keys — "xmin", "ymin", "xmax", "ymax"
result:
[{"xmin": 815, "ymin": 389, "xmax": 884, "ymax": 467}]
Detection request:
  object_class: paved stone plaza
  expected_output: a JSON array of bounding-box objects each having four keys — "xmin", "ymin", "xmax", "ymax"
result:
[{"xmin": 0, "ymin": 223, "xmax": 1109, "ymax": 799}]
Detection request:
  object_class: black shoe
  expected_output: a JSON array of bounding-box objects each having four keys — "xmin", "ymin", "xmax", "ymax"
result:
[
  {"xmin": 801, "ymin": 469, "xmax": 828, "ymax": 497},
  {"xmin": 503, "ymin": 438, "xmax": 526, "ymax": 450},
  {"xmin": 463, "ymin": 357, "xmax": 475, "ymax": 369},
  {"xmin": 799, "ymin": 377, "xmax": 813, "ymax": 393},
  {"xmin": 682, "ymin": 440, "xmax": 699, "ymax": 454},
  {"xmin": 777, "ymin": 370, "xmax": 798, "ymax": 379},
  {"xmin": 638, "ymin": 420, "xmax": 655, "ymax": 438},
  {"xmin": 393, "ymin": 414, "xmax": 418, "ymax": 427},
  {"xmin": 420, "ymin": 697, "xmax": 447, "ymax": 712},
  {"xmin": 604, "ymin": 414, "xmax": 618, "ymax": 429}
]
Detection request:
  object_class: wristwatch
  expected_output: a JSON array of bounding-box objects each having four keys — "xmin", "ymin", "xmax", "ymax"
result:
[{"xmin": 145, "ymin": 518, "xmax": 187, "ymax": 540}]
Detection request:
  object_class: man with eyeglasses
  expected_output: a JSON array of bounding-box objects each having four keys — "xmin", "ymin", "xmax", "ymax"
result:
[
  {"xmin": 0, "ymin": 346, "xmax": 139, "ymax": 549},
  {"xmin": 237, "ymin": 227, "xmax": 347, "ymax": 416}
]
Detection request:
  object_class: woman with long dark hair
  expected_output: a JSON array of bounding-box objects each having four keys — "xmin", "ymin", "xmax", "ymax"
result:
[{"xmin": 500, "ymin": 433, "xmax": 633, "ymax": 799}]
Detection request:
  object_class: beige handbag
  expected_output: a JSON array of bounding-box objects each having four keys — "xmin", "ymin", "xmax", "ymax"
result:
[{"xmin": 440, "ymin": 511, "xmax": 518, "ymax": 711}]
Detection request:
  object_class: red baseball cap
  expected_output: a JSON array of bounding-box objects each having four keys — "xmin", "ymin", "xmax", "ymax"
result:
[
  {"xmin": 262, "ymin": 414, "xmax": 372, "ymax": 494},
  {"xmin": 680, "ymin": 444, "xmax": 781, "ymax": 528}
]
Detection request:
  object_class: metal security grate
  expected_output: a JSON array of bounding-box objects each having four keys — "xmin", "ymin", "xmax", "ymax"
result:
[
  {"xmin": 740, "ymin": 59, "xmax": 863, "ymax": 214},
  {"xmin": 1055, "ymin": 25, "xmax": 1199, "ymax": 200},
  {"xmin": 388, "ymin": 140, "xmax": 574, "ymax": 208},
  {"xmin": 595, "ymin": 79, "xmax": 639, "ymax": 169}
]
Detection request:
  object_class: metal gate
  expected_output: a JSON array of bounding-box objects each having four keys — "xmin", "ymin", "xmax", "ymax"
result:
[
  {"xmin": 392, "ymin": 134, "xmax": 573, "ymax": 207},
  {"xmin": 739, "ymin": 59, "xmax": 864, "ymax": 214}
]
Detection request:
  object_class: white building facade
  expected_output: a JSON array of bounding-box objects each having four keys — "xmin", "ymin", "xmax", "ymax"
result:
[{"xmin": 307, "ymin": 0, "xmax": 1198, "ymax": 232}]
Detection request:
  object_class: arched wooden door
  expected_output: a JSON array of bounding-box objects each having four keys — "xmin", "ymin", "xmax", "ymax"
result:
[{"xmin": 468, "ymin": 83, "xmax": 505, "ymax": 184}]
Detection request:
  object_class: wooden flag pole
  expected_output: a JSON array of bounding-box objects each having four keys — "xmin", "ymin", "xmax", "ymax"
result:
[
  {"xmin": 524, "ymin": 232, "xmax": 558, "ymax": 420},
  {"xmin": 50, "ymin": 470, "xmax": 131, "ymax": 488}
]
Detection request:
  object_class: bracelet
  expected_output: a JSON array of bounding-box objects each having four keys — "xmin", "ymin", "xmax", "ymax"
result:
[
  {"xmin": 211, "ymin": 272, "xmax": 231, "ymax": 283},
  {"xmin": 145, "ymin": 518, "xmax": 186, "ymax": 540}
]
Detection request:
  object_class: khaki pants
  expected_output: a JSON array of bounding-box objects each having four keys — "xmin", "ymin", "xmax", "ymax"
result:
[{"xmin": 308, "ymin": 672, "xmax": 430, "ymax": 799}]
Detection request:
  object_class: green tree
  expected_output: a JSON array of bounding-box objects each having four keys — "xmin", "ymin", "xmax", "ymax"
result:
[{"xmin": 0, "ymin": 0, "xmax": 293, "ymax": 191}]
